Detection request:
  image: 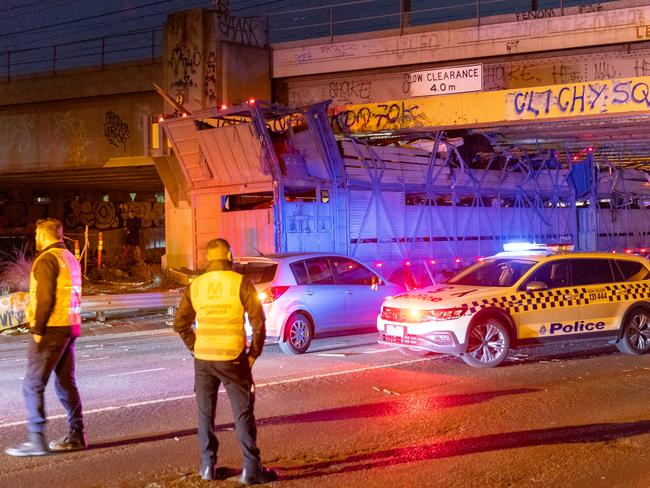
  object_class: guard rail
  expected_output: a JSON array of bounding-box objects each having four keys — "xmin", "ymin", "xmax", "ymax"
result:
[{"xmin": 81, "ymin": 290, "xmax": 182, "ymax": 322}]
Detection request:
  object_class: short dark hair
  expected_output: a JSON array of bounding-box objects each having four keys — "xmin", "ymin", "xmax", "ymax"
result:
[
  {"xmin": 36, "ymin": 218, "xmax": 63, "ymax": 240},
  {"xmin": 206, "ymin": 238, "xmax": 231, "ymax": 261}
]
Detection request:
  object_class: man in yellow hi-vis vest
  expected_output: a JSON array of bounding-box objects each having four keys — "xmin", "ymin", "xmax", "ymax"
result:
[
  {"xmin": 174, "ymin": 238, "xmax": 277, "ymax": 485},
  {"xmin": 5, "ymin": 219, "xmax": 86, "ymax": 457}
]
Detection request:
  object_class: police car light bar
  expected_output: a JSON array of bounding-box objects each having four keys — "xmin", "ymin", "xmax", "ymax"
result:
[
  {"xmin": 503, "ymin": 242, "xmax": 545, "ymax": 252},
  {"xmin": 546, "ymin": 243, "xmax": 575, "ymax": 252},
  {"xmin": 503, "ymin": 242, "xmax": 574, "ymax": 253}
]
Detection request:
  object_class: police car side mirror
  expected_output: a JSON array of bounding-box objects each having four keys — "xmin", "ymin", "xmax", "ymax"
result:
[{"xmin": 526, "ymin": 281, "xmax": 548, "ymax": 292}]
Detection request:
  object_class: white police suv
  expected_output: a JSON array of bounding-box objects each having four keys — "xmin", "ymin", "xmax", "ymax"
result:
[{"xmin": 377, "ymin": 245, "xmax": 650, "ymax": 367}]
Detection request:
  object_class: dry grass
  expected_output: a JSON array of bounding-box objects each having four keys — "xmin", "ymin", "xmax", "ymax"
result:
[{"xmin": 0, "ymin": 246, "xmax": 32, "ymax": 294}]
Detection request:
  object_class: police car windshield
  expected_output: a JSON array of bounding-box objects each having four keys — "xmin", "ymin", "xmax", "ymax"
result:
[{"xmin": 446, "ymin": 259, "xmax": 535, "ymax": 287}]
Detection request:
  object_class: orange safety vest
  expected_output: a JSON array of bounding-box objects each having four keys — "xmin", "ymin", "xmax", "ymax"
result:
[
  {"xmin": 27, "ymin": 247, "xmax": 82, "ymax": 327},
  {"xmin": 190, "ymin": 270, "xmax": 246, "ymax": 361}
]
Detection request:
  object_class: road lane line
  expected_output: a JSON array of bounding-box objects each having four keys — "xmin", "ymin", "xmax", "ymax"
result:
[
  {"xmin": 255, "ymin": 356, "xmax": 440, "ymax": 388},
  {"xmin": 362, "ymin": 349, "xmax": 393, "ymax": 354},
  {"xmin": 0, "ymin": 356, "xmax": 439, "ymax": 429},
  {"xmin": 108, "ymin": 368, "xmax": 166, "ymax": 377}
]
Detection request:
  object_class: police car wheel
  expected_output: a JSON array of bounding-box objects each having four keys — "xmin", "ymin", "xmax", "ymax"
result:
[
  {"xmin": 279, "ymin": 312, "xmax": 313, "ymax": 355},
  {"xmin": 617, "ymin": 307, "xmax": 650, "ymax": 355},
  {"xmin": 461, "ymin": 319, "xmax": 511, "ymax": 368}
]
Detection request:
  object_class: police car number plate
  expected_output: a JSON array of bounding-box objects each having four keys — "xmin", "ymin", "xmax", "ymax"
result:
[{"xmin": 386, "ymin": 324, "xmax": 405, "ymax": 338}]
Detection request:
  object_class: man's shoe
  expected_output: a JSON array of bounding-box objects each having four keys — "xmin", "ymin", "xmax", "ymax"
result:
[
  {"xmin": 48, "ymin": 430, "xmax": 87, "ymax": 452},
  {"xmin": 5, "ymin": 432, "xmax": 48, "ymax": 457},
  {"xmin": 240, "ymin": 466, "xmax": 278, "ymax": 485},
  {"xmin": 200, "ymin": 464, "xmax": 216, "ymax": 481}
]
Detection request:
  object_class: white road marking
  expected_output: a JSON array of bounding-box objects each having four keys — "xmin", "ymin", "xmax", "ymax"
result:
[
  {"xmin": 0, "ymin": 356, "xmax": 439, "ymax": 429},
  {"xmin": 108, "ymin": 368, "xmax": 166, "ymax": 377},
  {"xmin": 316, "ymin": 353, "xmax": 347, "ymax": 357},
  {"xmin": 309, "ymin": 343, "xmax": 347, "ymax": 352},
  {"xmin": 362, "ymin": 348, "xmax": 393, "ymax": 354}
]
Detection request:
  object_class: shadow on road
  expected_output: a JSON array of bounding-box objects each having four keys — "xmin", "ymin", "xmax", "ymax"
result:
[
  {"xmin": 88, "ymin": 388, "xmax": 537, "ymax": 450},
  {"xmin": 507, "ymin": 344, "xmax": 619, "ymax": 366},
  {"xmin": 278, "ymin": 419, "xmax": 650, "ymax": 481},
  {"xmin": 258, "ymin": 388, "xmax": 539, "ymax": 426}
]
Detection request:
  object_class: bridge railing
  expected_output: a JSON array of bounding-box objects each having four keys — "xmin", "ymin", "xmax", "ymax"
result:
[{"xmin": 264, "ymin": 0, "xmax": 617, "ymax": 43}]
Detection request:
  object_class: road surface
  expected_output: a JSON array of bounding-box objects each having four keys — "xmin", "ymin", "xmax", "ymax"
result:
[{"xmin": 1, "ymin": 324, "xmax": 649, "ymax": 487}]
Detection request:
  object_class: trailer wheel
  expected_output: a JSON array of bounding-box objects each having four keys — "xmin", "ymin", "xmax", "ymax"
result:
[{"xmin": 279, "ymin": 312, "xmax": 313, "ymax": 355}]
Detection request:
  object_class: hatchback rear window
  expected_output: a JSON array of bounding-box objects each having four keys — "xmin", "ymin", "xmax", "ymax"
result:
[
  {"xmin": 614, "ymin": 260, "xmax": 650, "ymax": 281},
  {"xmin": 233, "ymin": 262, "xmax": 277, "ymax": 284}
]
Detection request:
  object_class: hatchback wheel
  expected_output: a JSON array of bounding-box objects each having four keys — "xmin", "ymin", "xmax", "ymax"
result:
[
  {"xmin": 461, "ymin": 318, "xmax": 510, "ymax": 368},
  {"xmin": 617, "ymin": 307, "xmax": 650, "ymax": 355},
  {"xmin": 279, "ymin": 312, "xmax": 313, "ymax": 355}
]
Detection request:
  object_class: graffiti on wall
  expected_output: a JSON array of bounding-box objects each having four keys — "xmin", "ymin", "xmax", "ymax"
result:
[
  {"xmin": 286, "ymin": 48, "xmax": 650, "ymax": 109},
  {"xmin": 204, "ymin": 51, "xmax": 218, "ymax": 103},
  {"xmin": 166, "ymin": 11, "xmax": 203, "ymax": 105},
  {"xmin": 0, "ymin": 292, "xmax": 29, "ymax": 330},
  {"xmin": 104, "ymin": 111, "xmax": 130, "ymax": 151},
  {"xmin": 216, "ymin": 11, "xmax": 261, "ymax": 46},
  {"xmin": 332, "ymin": 101, "xmax": 423, "ymax": 132},
  {"xmin": 41, "ymin": 111, "xmax": 89, "ymax": 168},
  {"xmin": 508, "ymin": 79, "xmax": 650, "ymax": 120},
  {"xmin": 0, "ymin": 202, "xmax": 45, "ymax": 229},
  {"xmin": 167, "ymin": 45, "xmax": 202, "ymax": 104},
  {"xmin": 0, "ymin": 116, "xmax": 34, "ymax": 156},
  {"xmin": 64, "ymin": 201, "xmax": 165, "ymax": 230}
]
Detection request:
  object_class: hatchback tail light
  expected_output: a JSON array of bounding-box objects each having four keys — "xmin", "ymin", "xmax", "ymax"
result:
[{"xmin": 258, "ymin": 286, "xmax": 290, "ymax": 304}]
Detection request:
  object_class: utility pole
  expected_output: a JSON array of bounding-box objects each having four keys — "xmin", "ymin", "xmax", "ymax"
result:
[{"xmin": 401, "ymin": 0, "xmax": 411, "ymax": 34}]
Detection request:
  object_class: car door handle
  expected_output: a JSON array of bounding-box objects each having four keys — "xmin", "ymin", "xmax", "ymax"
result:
[
  {"xmin": 566, "ymin": 294, "xmax": 580, "ymax": 300},
  {"xmin": 305, "ymin": 290, "xmax": 314, "ymax": 296},
  {"xmin": 345, "ymin": 290, "xmax": 352, "ymax": 295}
]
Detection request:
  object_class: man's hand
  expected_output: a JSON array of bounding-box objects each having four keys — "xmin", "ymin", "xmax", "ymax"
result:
[
  {"xmin": 248, "ymin": 356, "xmax": 256, "ymax": 369},
  {"xmin": 32, "ymin": 334, "xmax": 43, "ymax": 344}
]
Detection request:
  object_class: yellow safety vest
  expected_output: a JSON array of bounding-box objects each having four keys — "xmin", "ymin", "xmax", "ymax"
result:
[
  {"xmin": 27, "ymin": 247, "xmax": 82, "ymax": 327},
  {"xmin": 191, "ymin": 270, "xmax": 246, "ymax": 361}
]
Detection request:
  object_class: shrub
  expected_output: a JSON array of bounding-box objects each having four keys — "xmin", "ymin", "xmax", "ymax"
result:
[{"xmin": 0, "ymin": 247, "xmax": 33, "ymax": 295}]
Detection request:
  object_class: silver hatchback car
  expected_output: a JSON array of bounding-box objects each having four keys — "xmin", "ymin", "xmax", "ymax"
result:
[{"xmin": 233, "ymin": 253, "xmax": 401, "ymax": 354}]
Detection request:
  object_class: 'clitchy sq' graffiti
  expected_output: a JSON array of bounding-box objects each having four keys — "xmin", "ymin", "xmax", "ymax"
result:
[{"xmin": 506, "ymin": 78, "xmax": 650, "ymax": 120}]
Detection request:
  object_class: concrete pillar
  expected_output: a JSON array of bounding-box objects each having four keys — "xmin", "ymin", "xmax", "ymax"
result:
[
  {"xmin": 160, "ymin": 8, "xmax": 270, "ymax": 269},
  {"xmin": 163, "ymin": 8, "xmax": 270, "ymax": 113},
  {"xmin": 163, "ymin": 188, "xmax": 193, "ymax": 269}
]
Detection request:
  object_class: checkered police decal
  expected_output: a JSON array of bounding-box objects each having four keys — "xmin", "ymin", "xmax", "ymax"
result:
[
  {"xmin": 463, "ymin": 282, "xmax": 650, "ymax": 316},
  {"xmin": 604, "ymin": 282, "xmax": 650, "ymax": 302}
]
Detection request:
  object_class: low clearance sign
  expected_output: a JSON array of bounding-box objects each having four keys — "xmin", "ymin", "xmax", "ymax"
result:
[{"xmin": 408, "ymin": 65, "xmax": 482, "ymax": 97}]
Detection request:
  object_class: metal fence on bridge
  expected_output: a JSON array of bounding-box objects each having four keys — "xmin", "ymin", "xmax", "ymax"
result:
[{"xmin": 0, "ymin": 0, "xmax": 621, "ymax": 79}]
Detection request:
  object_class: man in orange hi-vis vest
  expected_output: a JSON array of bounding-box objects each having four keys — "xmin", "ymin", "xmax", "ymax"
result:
[
  {"xmin": 5, "ymin": 218, "xmax": 86, "ymax": 457},
  {"xmin": 174, "ymin": 238, "xmax": 277, "ymax": 485}
]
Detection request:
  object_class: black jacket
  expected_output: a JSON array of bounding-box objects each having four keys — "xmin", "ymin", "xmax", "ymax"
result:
[{"xmin": 173, "ymin": 259, "xmax": 266, "ymax": 359}]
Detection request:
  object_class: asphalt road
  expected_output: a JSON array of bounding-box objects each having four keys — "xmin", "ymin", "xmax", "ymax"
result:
[{"xmin": 1, "ymin": 323, "xmax": 650, "ymax": 488}]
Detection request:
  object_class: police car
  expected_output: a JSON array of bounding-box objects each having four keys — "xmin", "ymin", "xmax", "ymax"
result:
[{"xmin": 377, "ymin": 244, "xmax": 650, "ymax": 367}]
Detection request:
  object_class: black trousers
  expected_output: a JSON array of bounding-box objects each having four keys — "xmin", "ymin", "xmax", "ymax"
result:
[
  {"xmin": 194, "ymin": 352, "xmax": 261, "ymax": 470},
  {"xmin": 23, "ymin": 333, "xmax": 84, "ymax": 434}
]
